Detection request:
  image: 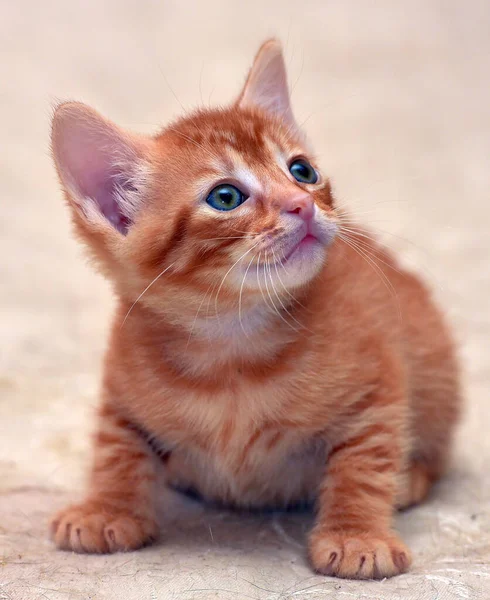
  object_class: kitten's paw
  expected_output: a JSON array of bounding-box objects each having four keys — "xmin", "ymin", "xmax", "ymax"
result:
[
  {"xmin": 50, "ymin": 500, "xmax": 158, "ymax": 553},
  {"xmin": 308, "ymin": 529, "xmax": 411, "ymax": 579}
]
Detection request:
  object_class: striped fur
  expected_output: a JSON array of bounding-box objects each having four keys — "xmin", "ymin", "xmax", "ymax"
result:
[{"xmin": 50, "ymin": 40, "xmax": 462, "ymax": 579}]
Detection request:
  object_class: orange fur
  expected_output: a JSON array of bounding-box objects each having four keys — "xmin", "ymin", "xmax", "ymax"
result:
[{"xmin": 49, "ymin": 40, "xmax": 461, "ymax": 579}]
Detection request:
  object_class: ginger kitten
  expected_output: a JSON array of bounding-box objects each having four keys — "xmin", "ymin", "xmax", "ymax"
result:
[{"xmin": 50, "ymin": 40, "xmax": 461, "ymax": 579}]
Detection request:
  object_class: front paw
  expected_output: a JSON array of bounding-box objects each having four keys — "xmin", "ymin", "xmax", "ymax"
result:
[
  {"xmin": 50, "ymin": 499, "xmax": 158, "ymax": 553},
  {"xmin": 308, "ymin": 529, "xmax": 411, "ymax": 579}
]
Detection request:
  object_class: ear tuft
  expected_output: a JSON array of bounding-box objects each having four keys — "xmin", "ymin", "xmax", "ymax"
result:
[
  {"xmin": 237, "ymin": 39, "xmax": 296, "ymax": 127},
  {"xmin": 51, "ymin": 102, "xmax": 151, "ymax": 235}
]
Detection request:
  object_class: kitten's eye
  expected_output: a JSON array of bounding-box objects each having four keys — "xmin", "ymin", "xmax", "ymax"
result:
[
  {"xmin": 206, "ymin": 184, "xmax": 247, "ymax": 211},
  {"xmin": 289, "ymin": 159, "xmax": 318, "ymax": 184}
]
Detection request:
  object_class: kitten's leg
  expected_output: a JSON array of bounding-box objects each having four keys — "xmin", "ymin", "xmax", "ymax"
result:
[
  {"xmin": 51, "ymin": 402, "xmax": 158, "ymax": 553},
  {"xmin": 309, "ymin": 391, "xmax": 411, "ymax": 579}
]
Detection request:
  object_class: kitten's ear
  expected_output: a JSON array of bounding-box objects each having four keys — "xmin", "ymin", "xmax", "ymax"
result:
[
  {"xmin": 51, "ymin": 102, "xmax": 153, "ymax": 236},
  {"xmin": 237, "ymin": 39, "xmax": 296, "ymax": 127}
]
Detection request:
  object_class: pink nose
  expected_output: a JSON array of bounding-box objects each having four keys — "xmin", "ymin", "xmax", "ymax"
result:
[{"xmin": 283, "ymin": 192, "xmax": 315, "ymax": 221}]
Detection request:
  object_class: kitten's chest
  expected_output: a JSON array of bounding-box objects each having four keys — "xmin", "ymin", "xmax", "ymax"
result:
[
  {"xmin": 160, "ymin": 395, "xmax": 328, "ymax": 508},
  {"xmin": 134, "ymin": 357, "xmax": 337, "ymax": 507}
]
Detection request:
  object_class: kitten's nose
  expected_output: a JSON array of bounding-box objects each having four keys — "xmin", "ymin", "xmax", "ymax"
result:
[{"xmin": 283, "ymin": 192, "xmax": 315, "ymax": 221}]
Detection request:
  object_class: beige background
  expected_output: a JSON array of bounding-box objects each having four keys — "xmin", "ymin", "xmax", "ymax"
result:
[{"xmin": 1, "ymin": 0, "xmax": 489, "ymax": 598}]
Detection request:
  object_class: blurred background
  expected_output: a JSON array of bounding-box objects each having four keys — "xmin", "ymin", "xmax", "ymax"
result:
[{"xmin": 1, "ymin": 1, "xmax": 489, "ymax": 598}]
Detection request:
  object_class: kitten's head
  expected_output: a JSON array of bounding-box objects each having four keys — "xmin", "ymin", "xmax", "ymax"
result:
[{"xmin": 52, "ymin": 40, "xmax": 338, "ymax": 328}]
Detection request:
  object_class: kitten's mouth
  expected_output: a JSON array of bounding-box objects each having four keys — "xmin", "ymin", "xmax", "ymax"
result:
[
  {"xmin": 280, "ymin": 234, "xmax": 318, "ymax": 265},
  {"xmin": 254, "ymin": 232, "xmax": 322, "ymax": 273},
  {"xmin": 264, "ymin": 224, "xmax": 326, "ymax": 267},
  {"xmin": 234, "ymin": 219, "xmax": 337, "ymax": 290}
]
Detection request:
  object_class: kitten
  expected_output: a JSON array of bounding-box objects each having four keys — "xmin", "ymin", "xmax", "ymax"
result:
[{"xmin": 50, "ymin": 40, "xmax": 461, "ymax": 579}]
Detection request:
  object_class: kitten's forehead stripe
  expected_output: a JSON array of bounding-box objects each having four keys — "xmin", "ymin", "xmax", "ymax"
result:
[
  {"xmin": 160, "ymin": 108, "xmax": 294, "ymax": 166},
  {"xmin": 158, "ymin": 108, "xmax": 312, "ymax": 206}
]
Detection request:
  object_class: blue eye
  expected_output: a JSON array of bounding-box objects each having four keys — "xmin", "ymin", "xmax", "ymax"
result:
[
  {"xmin": 289, "ymin": 159, "xmax": 318, "ymax": 184},
  {"xmin": 206, "ymin": 184, "xmax": 247, "ymax": 211}
]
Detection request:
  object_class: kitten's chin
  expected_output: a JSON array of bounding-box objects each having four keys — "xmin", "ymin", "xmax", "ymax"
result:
[
  {"xmin": 263, "ymin": 218, "xmax": 338, "ymax": 290},
  {"xmin": 233, "ymin": 236, "xmax": 329, "ymax": 293},
  {"xmin": 273, "ymin": 236, "xmax": 328, "ymax": 289}
]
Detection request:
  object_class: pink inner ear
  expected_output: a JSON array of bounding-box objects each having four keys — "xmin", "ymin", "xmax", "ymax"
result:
[
  {"xmin": 74, "ymin": 156, "xmax": 132, "ymax": 233},
  {"xmin": 88, "ymin": 171, "xmax": 133, "ymax": 234},
  {"xmin": 53, "ymin": 104, "xmax": 139, "ymax": 235}
]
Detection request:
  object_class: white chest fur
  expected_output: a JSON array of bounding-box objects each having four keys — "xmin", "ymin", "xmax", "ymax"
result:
[{"xmin": 163, "ymin": 423, "xmax": 328, "ymax": 508}]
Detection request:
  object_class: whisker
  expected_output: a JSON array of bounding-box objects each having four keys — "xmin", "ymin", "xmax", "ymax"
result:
[
  {"xmin": 255, "ymin": 251, "xmax": 274, "ymax": 314},
  {"xmin": 336, "ymin": 207, "xmax": 430, "ymax": 250},
  {"xmin": 166, "ymin": 128, "xmax": 219, "ymax": 163},
  {"xmin": 289, "ymin": 46, "xmax": 305, "ymax": 99},
  {"xmin": 121, "ymin": 262, "xmax": 176, "ymax": 328},
  {"xmin": 341, "ymin": 223, "xmax": 432, "ymax": 257},
  {"xmin": 213, "ymin": 241, "xmax": 262, "ymax": 325},
  {"xmin": 337, "ymin": 218, "xmax": 441, "ymax": 286},
  {"xmin": 337, "ymin": 224, "xmax": 381, "ymax": 243},
  {"xmin": 238, "ymin": 254, "xmax": 257, "ymax": 338},
  {"xmin": 263, "ymin": 251, "xmax": 301, "ymax": 333},
  {"xmin": 198, "ymin": 60, "xmax": 205, "ymax": 106},
  {"xmin": 271, "ymin": 247, "xmax": 310, "ymax": 312},
  {"xmin": 334, "ymin": 207, "xmax": 392, "ymax": 221},
  {"xmin": 199, "ymin": 236, "xmax": 254, "ymax": 242},
  {"xmin": 229, "ymin": 226, "xmax": 256, "ymax": 236},
  {"xmin": 266, "ymin": 251, "xmax": 308, "ymax": 332},
  {"xmin": 295, "ymin": 92, "xmax": 363, "ymax": 129},
  {"xmin": 338, "ymin": 231, "xmax": 407, "ymax": 277},
  {"xmin": 204, "ymin": 278, "xmax": 221, "ymax": 326},
  {"xmin": 336, "ymin": 198, "xmax": 411, "ymax": 214},
  {"xmin": 338, "ymin": 234, "xmax": 402, "ymax": 322},
  {"xmin": 156, "ymin": 63, "xmax": 186, "ymax": 112},
  {"xmin": 186, "ymin": 279, "xmax": 218, "ymax": 349},
  {"xmin": 262, "ymin": 253, "xmax": 284, "ymax": 325}
]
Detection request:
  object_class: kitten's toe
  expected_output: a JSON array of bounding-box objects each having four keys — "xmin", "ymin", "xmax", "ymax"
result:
[
  {"xmin": 50, "ymin": 501, "xmax": 158, "ymax": 553},
  {"xmin": 104, "ymin": 514, "xmax": 158, "ymax": 552},
  {"xmin": 308, "ymin": 529, "xmax": 411, "ymax": 579}
]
